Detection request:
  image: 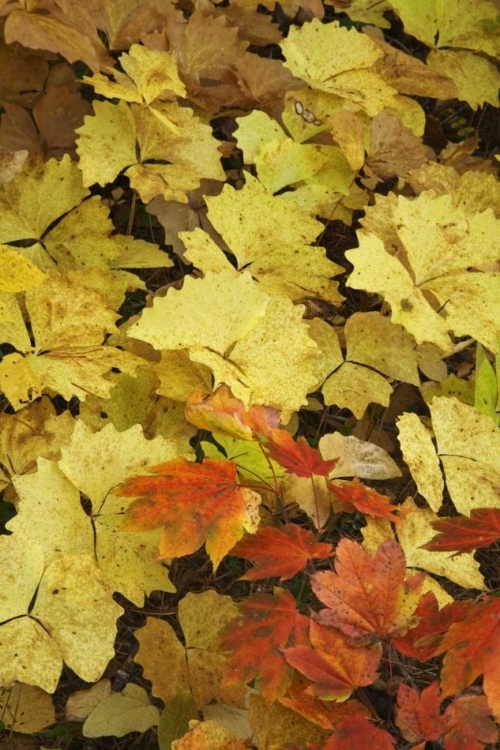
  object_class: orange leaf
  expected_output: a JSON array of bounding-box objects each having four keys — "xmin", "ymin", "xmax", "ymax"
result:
[
  {"xmin": 433, "ymin": 597, "xmax": 500, "ymax": 709},
  {"xmin": 185, "ymin": 384, "xmax": 280, "ymax": 440},
  {"xmin": 116, "ymin": 457, "xmax": 260, "ymax": 570},
  {"xmin": 312, "ymin": 539, "xmax": 424, "ymax": 643},
  {"xmin": 323, "ymin": 714, "xmax": 396, "ymax": 750},
  {"xmin": 264, "ymin": 429, "xmax": 337, "ymax": 477},
  {"xmin": 423, "ymin": 508, "xmax": 500, "ymax": 553},
  {"xmin": 231, "ymin": 524, "xmax": 333, "ymax": 581},
  {"xmin": 395, "ymin": 682, "xmax": 442, "ymax": 743},
  {"xmin": 283, "ymin": 619, "xmax": 382, "ymax": 701},
  {"xmin": 392, "ymin": 592, "xmax": 470, "ymax": 661},
  {"xmin": 280, "ymin": 675, "xmax": 369, "ymax": 730},
  {"xmin": 218, "ymin": 587, "xmax": 309, "ymax": 701},
  {"xmin": 443, "ymin": 693, "xmax": 498, "ymax": 750},
  {"xmin": 328, "ymin": 478, "xmax": 409, "ymax": 524}
]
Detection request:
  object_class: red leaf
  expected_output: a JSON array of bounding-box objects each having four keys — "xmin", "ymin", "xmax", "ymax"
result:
[
  {"xmin": 263, "ymin": 429, "xmax": 338, "ymax": 477},
  {"xmin": 116, "ymin": 457, "xmax": 260, "ymax": 570},
  {"xmin": 443, "ymin": 694, "xmax": 498, "ymax": 750},
  {"xmin": 312, "ymin": 539, "xmax": 424, "ymax": 643},
  {"xmin": 218, "ymin": 587, "xmax": 309, "ymax": 701},
  {"xmin": 283, "ymin": 619, "xmax": 382, "ymax": 701},
  {"xmin": 423, "ymin": 508, "xmax": 500, "ymax": 553},
  {"xmin": 433, "ymin": 597, "xmax": 500, "ymax": 708},
  {"xmin": 327, "ymin": 478, "xmax": 409, "ymax": 524},
  {"xmin": 185, "ymin": 384, "xmax": 280, "ymax": 440},
  {"xmin": 395, "ymin": 682, "xmax": 442, "ymax": 743},
  {"xmin": 392, "ymin": 592, "xmax": 470, "ymax": 661},
  {"xmin": 230, "ymin": 524, "xmax": 334, "ymax": 581},
  {"xmin": 323, "ymin": 714, "xmax": 396, "ymax": 750}
]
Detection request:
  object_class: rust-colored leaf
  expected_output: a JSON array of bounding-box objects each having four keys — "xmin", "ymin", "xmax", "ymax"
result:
[
  {"xmin": 283, "ymin": 619, "xmax": 382, "ymax": 701},
  {"xmin": 230, "ymin": 524, "xmax": 333, "ymax": 581},
  {"xmin": 443, "ymin": 693, "xmax": 498, "ymax": 750},
  {"xmin": 185, "ymin": 384, "xmax": 280, "ymax": 441},
  {"xmin": 323, "ymin": 714, "xmax": 396, "ymax": 750},
  {"xmin": 433, "ymin": 597, "xmax": 500, "ymax": 709},
  {"xmin": 312, "ymin": 539, "xmax": 424, "ymax": 643},
  {"xmin": 116, "ymin": 457, "xmax": 260, "ymax": 570},
  {"xmin": 218, "ymin": 587, "xmax": 309, "ymax": 701},
  {"xmin": 280, "ymin": 675, "xmax": 369, "ymax": 730},
  {"xmin": 327, "ymin": 478, "xmax": 409, "ymax": 524},
  {"xmin": 264, "ymin": 429, "xmax": 337, "ymax": 477},
  {"xmin": 392, "ymin": 592, "xmax": 470, "ymax": 661},
  {"xmin": 423, "ymin": 508, "xmax": 500, "ymax": 553},
  {"xmin": 395, "ymin": 681, "xmax": 442, "ymax": 743}
]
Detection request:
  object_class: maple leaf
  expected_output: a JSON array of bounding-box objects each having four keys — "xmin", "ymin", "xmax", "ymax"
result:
[
  {"xmin": 327, "ymin": 478, "xmax": 409, "ymax": 524},
  {"xmin": 263, "ymin": 429, "xmax": 337, "ymax": 478},
  {"xmin": 283, "ymin": 619, "xmax": 382, "ymax": 701},
  {"xmin": 218, "ymin": 587, "xmax": 310, "ymax": 701},
  {"xmin": 280, "ymin": 675, "xmax": 369, "ymax": 730},
  {"xmin": 323, "ymin": 714, "xmax": 396, "ymax": 750},
  {"xmin": 116, "ymin": 457, "xmax": 261, "ymax": 570},
  {"xmin": 230, "ymin": 524, "xmax": 333, "ymax": 581},
  {"xmin": 395, "ymin": 682, "xmax": 442, "ymax": 745},
  {"xmin": 185, "ymin": 384, "xmax": 280, "ymax": 441},
  {"xmin": 423, "ymin": 508, "xmax": 500, "ymax": 553},
  {"xmin": 311, "ymin": 539, "xmax": 424, "ymax": 643},
  {"xmin": 392, "ymin": 592, "xmax": 470, "ymax": 661},
  {"xmin": 432, "ymin": 596, "xmax": 500, "ymax": 714}
]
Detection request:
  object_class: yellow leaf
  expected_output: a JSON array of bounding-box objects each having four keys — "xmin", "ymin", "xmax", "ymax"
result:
[
  {"xmin": 83, "ymin": 684, "xmax": 160, "ymax": 738},
  {"xmin": 319, "ymin": 432, "xmax": 401, "ymax": 480},
  {"xmin": 0, "ymin": 246, "xmax": 46, "ymax": 291},
  {"xmin": 281, "ymin": 19, "xmax": 396, "ymax": 115},
  {"xmin": 0, "ymin": 352, "xmax": 42, "ymax": 411},
  {"xmin": 0, "ymin": 684, "xmax": 55, "ymax": 734},
  {"xmin": 135, "ymin": 618, "xmax": 188, "ymax": 703},
  {"xmin": 128, "ymin": 270, "xmax": 269, "ymax": 355},
  {"xmin": 31, "ymin": 555, "xmax": 124, "ymax": 683},
  {"xmin": 322, "ymin": 361, "xmax": 392, "ymax": 418},
  {"xmin": 76, "ymin": 100, "xmax": 137, "ymax": 187},
  {"xmin": 397, "ymin": 413, "xmax": 444, "ymax": 512},
  {"xmin": 427, "ymin": 49, "xmax": 500, "ymax": 110},
  {"xmin": 66, "ymin": 680, "xmax": 112, "ymax": 722},
  {"xmin": 0, "ymin": 155, "xmax": 88, "ymax": 243},
  {"xmin": 10, "ymin": 459, "xmax": 94, "ymax": 567}
]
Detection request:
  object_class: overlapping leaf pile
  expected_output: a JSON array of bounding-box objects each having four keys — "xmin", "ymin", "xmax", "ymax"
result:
[{"xmin": 0, "ymin": 0, "xmax": 500, "ymax": 748}]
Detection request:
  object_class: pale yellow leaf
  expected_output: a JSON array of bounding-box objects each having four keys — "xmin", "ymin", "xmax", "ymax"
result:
[
  {"xmin": 0, "ymin": 246, "xmax": 46, "ymax": 291},
  {"xmin": 322, "ymin": 361, "xmax": 392, "ymax": 418},
  {"xmin": 0, "ymin": 154, "xmax": 88, "ymax": 243},
  {"xmin": 0, "ymin": 684, "xmax": 55, "ymax": 734},
  {"xmin": 427, "ymin": 50, "xmax": 500, "ymax": 110},
  {"xmin": 83, "ymin": 684, "xmax": 160, "ymax": 738},
  {"xmin": 76, "ymin": 100, "xmax": 137, "ymax": 187},
  {"xmin": 66, "ymin": 680, "xmax": 112, "ymax": 722},
  {"xmin": 0, "ymin": 352, "xmax": 42, "ymax": 411},
  {"xmin": 10, "ymin": 459, "xmax": 94, "ymax": 567},
  {"xmin": 119, "ymin": 44, "xmax": 186, "ymax": 104},
  {"xmin": 0, "ymin": 531, "xmax": 44, "ymax": 622},
  {"xmin": 31, "ymin": 555, "xmax": 124, "ymax": 683},
  {"xmin": 319, "ymin": 432, "xmax": 401, "ymax": 479},
  {"xmin": 0, "ymin": 617, "xmax": 62, "ymax": 694},
  {"xmin": 397, "ymin": 412, "xmax": 444, "ymax": 511}
]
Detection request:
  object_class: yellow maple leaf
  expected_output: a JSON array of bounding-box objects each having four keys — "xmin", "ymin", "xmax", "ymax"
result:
[
  {"xmin": 281, "ymin": 19, "xmax": 397, "ymax": 116},
  {"xmin": 183, "ymin": 175, "xmax": 344, "ymax": 304},
  {"xmin": 347, "ymin": 192, "xmax": 500, "ymax": 352}
]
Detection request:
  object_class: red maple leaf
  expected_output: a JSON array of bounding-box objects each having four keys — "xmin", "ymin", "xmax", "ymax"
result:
[
  {"xmin": 283, "ymin": 619, "xmax": 382, "ymax": 701},
  {"xmin": 312, "ymin": 539, "xmax": 424, "ymax": 644},
  {"xmin": 396, "ymin": 683, "xmax": 498, "ymax": 750},
  {"xmin": 115, "ymin": 457, "xmax": 260, "ymax": 570},
  {"xmin": 327, "ymin": 478, "xmax": 409, "ymax": 524},
  {"xmin": 395, "ymin": 682, "xmax": 442, "ymax": 744},
  {"xmin": 230, "ymin": 524, "xmax": 334, "ymax": 581},
  {"xmin": 323, "ymin": 714, "xmax": 396, "ymax": 750},
  {"xmin": 432, "ymin": 596, "xmax": 500, "ymax": 717},
  {"xmin": 185, "ymin": 384, "xmax": 280, "ymax": 440},
  {"xmin": 218, "ymin": 587, "xmax": 309, "ymax": 701},
  {"xmin": 263, "ymin": 428, "xmax": 337, "ymax": 478},
  {"xmin": 423, "ymin": 508, "xmax": 500, "ymax": 553},
  {"xmin": 392, "ymin": 592, "xmax": 470, "ymax": 661}
]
